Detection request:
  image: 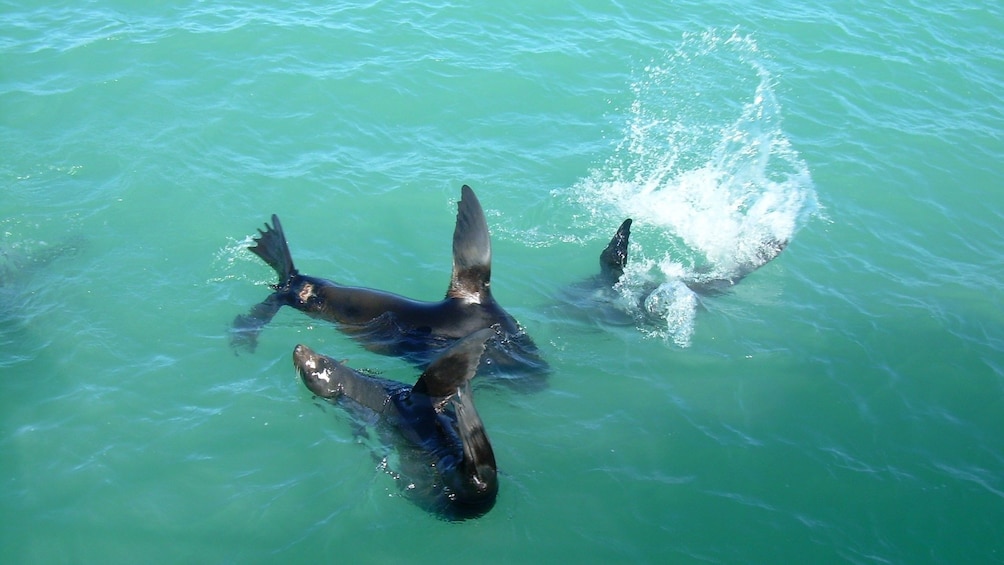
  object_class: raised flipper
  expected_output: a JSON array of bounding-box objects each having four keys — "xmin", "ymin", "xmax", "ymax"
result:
[
  {"xmin": 599, "ymin": 218, "xmax": 632, "ymax": 284},
  {"xmin": 412, "ymin": 327, "xmax": 493, "ymax": 401},
  {"xmin": 447, "ymin": 186, "xmax": 493, "ymax": 303},
  {"xmin": 249, "ymin": 214, "xmax": 298, "ymax": 289}
]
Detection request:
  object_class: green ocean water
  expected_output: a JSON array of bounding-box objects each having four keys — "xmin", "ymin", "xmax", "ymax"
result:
[{"xmin": 3, "ymin": 1, "xmax": 1003, "ymax": 563}]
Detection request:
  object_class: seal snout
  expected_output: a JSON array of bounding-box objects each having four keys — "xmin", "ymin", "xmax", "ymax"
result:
[
  {"xmin": 292, "ymin": 344, "xmax": 342, "ymax": 397},
  {"xmin": 292, "ymin": 343, "xmax": 307, "ymax": 365},
  {"xmin": 292, "ymin": 343, "xmax": 320, "ymax": 375}
]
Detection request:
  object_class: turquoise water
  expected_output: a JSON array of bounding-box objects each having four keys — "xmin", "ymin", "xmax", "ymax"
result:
[{"xmin": 3, "ymin": 1, "xmax": 1003, "ymax": 562}]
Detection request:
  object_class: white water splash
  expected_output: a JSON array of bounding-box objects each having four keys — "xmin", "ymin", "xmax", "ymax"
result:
[
  {"xmin": 207, "ymin": 235, "xmax": 261, "ymax": 284},
  {"xmin": 564, "ymin": 29, "xmax": 819, "ymax": 346}
]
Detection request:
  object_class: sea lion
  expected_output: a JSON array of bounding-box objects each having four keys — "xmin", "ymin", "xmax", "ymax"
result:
[
  {"xmin": 561, "ymin": 218, "xmax": 788, "ymax": 325},
  {"xmin": 293, "ymin": 328, "xmax": 498, "ymax": 520},
  {"xmin": 598, "ymin": 218, "xmax": 787, "ymax": 294},
  {"xmin": 231, "ymin": 185, "xmax": 547, "ymax": 383}
]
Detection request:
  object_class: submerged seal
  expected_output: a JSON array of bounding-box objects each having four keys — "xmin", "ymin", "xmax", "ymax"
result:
[
  {"xmin": 293, "ymin": 328, "xmax": 498, "ymax": 520},
  {"xmin": 231, "ymin": 185, "xmax": 547, "ymax": 383}
]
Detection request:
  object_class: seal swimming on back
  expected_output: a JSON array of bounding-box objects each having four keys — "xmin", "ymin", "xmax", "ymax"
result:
[
  {"xmin": 231, "ymin": 185, "xmax": 547, "ymax": 384},
  {"xmin": 293, "ymin": 328, "xmax": 498, "ymax": 520},
  {"xmin": 562, "ymin": 218, "xmax": 788, "ymax": 325},
  {"xmin": 598, "ymin": 218, "xmax": 788, "ymax": 294}
]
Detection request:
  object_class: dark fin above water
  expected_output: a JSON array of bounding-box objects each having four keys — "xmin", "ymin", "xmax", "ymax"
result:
[
  {"xmin": 447, "ymin": 185, "xmax": 492, "ymax": 302},
  {"xmin": 249, "ymin": 214, "xmax": 297, "ymax": 287},
  {"xmin": 599, "ymin": 218, "xmax": 632, "ymax": 283},
  {"xmin": 450, "ymin": 377, "xmax": 498, "ymax": 513},
  {"xmin": 412, "ymin": 328, "xmax": 493, "ymax": 401}
]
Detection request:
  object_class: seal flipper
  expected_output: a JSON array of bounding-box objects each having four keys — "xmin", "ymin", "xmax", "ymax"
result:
[
  {"xmin": 599, "ymin": 218, "xmax": 632, "ymax": 284},
  {"xmin": 230, "ymin": 215, "xmax": 298, "ymax": 353},
  {"xmin": 231, "ymin": 293, "xmax": 284, "ymax": 353},
  {"xmin": 250, "ymin": 214, "xmax": 298, "ymax": 288},
  {"xmin": 412, "ymin": 328, "xmax": 493, "ymax": 401},
  {"xmin": 446, "ymin": 186, "xmax": 492, "ymax": 303},
  {"xmin": 411, "ymin": 328, "xmax": 498, "ymax": 511},
  {"xmin": 451, "ymin": 378, "xmax": 497, "ymax": 508}
]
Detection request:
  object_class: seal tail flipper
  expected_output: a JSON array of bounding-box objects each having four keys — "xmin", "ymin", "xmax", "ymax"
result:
[
  {"xmin": 447, "ymin": 185, "xmax": 492, "ymax": 302},
  {"xmin": 250, "ymin": 214, "xmax": 298, "ymax": 287},
  {"xmin": 412, "ymin": 328, "xmax": 494, "ymax": 400},
  {"xmin": 599, "ymin": 218, "xmax": 632, "ymax": 283}
]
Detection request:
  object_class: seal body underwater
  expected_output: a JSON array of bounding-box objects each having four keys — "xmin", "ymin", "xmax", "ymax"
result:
[
  {"xmin": 231, "ymin": 185, "xmax": 547, "ymax": 382},
  {"xmin": 293, "ymin": 328, "xmax": 498, "ymax": 520}
]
